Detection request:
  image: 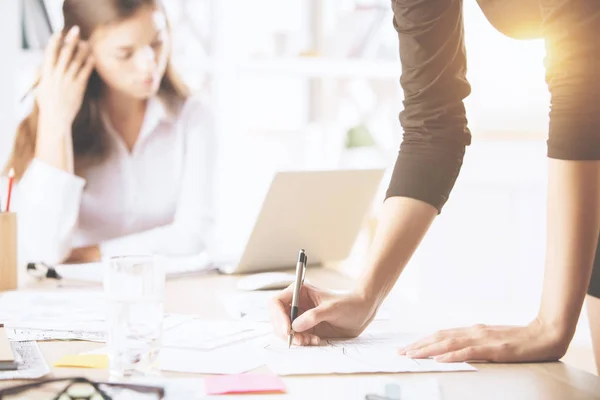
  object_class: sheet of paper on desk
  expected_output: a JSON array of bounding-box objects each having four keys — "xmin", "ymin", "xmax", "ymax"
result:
[
  {"xmin": 162, "ymin": 319, "xmax": 270, "ymax": 350},
  {"xmin": 0, "ymin": 341, "xmax": 50, "ymax": 380},
  {"xmin": 263, "ymin": 331, "xmax": 476, "ymax": 375},
  {"xmin": 5, "ymin": 327, "xmax": 106, "ymax": 342},
  {"xmin": 88, "ymin": 335, "xmax": 268, "ymax": 375},
  {"xmin": 6, "ymin": 313, "xmax": 190, "ymax": 342},
  {"xmin": 159, "ymin": 336, "xmax": 268, "ymax": 375},
  {"xmin": 55, "ymin": 252, "xmax": 217, "ymax": 283},
  {"xmin": 221, "ymin": 291, "xmax": 392, "ymax": 322},
  {"xmin": 0, "ymin": 291, "xmax": 105, "ymax": 325},
  {"xmin": 2, "ymin": 291, "xmax": 190, "ymax": 342}
]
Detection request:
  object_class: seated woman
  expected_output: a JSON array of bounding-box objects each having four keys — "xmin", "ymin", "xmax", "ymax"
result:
[{"xmin": 4, "ymin": 0, "xmax": 215, "ymax": 265}]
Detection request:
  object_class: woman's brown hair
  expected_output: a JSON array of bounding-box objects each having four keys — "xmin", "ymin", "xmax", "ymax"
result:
[{"xmin": 4, "ymin": 0, "xmax": 188, "ymax": 181}]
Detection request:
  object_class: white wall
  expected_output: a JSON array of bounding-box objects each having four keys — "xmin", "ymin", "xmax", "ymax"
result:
[
  {"xmin": 0, "ymin": 0, "xmax": 20, "ymax": 167},
  {"xmin": 386, "ymin": 141, "xmax": 592, "ymax": 346}
]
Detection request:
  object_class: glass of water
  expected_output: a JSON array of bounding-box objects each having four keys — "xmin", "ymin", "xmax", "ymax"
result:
[{"xmin": 105, "ymin": 255, "xmax": 165, "ymax": 378}]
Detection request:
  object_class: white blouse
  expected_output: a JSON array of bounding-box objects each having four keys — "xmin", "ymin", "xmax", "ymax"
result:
[{"xmin": 14, "ymin": 96, "xmax": 216, "ymax": 265}]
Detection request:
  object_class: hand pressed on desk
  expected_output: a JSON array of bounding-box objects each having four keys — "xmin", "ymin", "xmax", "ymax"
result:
[
  {"xmin": 269, "ymin": 283, "xmax": 378, "ymax": 346},
  {"xmin": 399, "ymin": 318, "xmax": 569, "ymax": 363}
]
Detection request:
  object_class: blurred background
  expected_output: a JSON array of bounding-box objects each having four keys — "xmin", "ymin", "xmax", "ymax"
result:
[{"xmin": 0, "ymin": 0, "xmax": 593, "ymax": 372}]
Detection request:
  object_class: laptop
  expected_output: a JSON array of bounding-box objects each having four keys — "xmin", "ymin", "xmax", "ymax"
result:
[
  {"xmin": 218, "ymin": 168, "xmax": 385, "ymax": 275},
  {"xmin": 47, "ymin": 169, "xmax": 384, "ymax": 282}
]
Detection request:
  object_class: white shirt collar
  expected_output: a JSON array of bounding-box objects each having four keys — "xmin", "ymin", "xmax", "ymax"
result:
[{"xmin": 101, "ymin": 97, "xmax": 175, "ymax": 152}]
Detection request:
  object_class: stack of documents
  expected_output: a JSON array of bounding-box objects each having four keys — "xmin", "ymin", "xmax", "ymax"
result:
[
  {"xmin": 0, "ymin": 326, "xmax": 17, "ymax": 370},
  {"xmin": 0, "ymin": 341, "xmax": 49, "ymax": 380},
  {"xmin": 0, "ymin": 291, "xmax": 106, "ymax": 342},
  {"xmin": 0, "ymin": 291, "xmax": 191, "ymax": 342}
]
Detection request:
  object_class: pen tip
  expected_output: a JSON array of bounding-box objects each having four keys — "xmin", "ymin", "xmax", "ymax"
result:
[{"xmin": 288, "ymin": 335, "xmax": 292, "ymax": 349}]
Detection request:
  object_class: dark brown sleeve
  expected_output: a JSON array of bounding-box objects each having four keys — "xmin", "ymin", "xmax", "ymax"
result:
[
  {"xmin": 540, "ymin": 0, "xmax": 600, "ymax": 160},
  {"xmin": 386, "ymin": 0, "xmax": 471, "ymax": 212}
]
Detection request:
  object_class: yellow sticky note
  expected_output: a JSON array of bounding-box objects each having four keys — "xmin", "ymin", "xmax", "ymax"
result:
[{"xmin": 54, "ymin": 354, "xmax": 108, "ymax": 369}]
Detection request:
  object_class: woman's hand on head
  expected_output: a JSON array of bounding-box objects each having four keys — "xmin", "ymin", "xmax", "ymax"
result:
[
  {"xmin": 269, "ymin": 283, "xmax": 378, "ymax": 346},
  {"xmin": 36, "ymin": 26, "xmax": 95, "ymax": 127}
]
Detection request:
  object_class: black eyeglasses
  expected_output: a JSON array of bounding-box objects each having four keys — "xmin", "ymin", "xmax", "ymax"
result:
[{"xmin": 0, "ymin": 377, "xmax": 165, "ymax": 400}]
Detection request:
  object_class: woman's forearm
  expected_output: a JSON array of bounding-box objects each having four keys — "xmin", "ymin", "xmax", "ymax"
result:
[
  {"xmin": 355, "ymin": 196, "xmax": 437, "ymax": 307},
  {"xmin": 538, "ymin": 159, "xmax": 600, "ymax": 343},
  {"xmin": 35, "ymin": 113, "xmax": 73, "ymax": 173}
]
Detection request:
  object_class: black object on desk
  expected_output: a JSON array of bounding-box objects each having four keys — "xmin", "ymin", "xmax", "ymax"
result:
[{"xmin": 26, "ymin": 262, "xmax": 62, "ymax": 280}]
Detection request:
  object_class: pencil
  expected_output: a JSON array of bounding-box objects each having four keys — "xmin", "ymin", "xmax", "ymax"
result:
[{"xmin": 6, "ymin": 168, "xmax": 14, "ymax": 212}]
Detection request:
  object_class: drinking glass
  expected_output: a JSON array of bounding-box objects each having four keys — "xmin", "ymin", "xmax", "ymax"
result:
[{"xmin": 105, "ymin": 255, "xmax": 165, "ymax": 378}]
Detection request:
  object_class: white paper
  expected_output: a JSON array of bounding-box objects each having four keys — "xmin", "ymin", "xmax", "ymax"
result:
[
  {"xmin": 263, "ymin": 332, "xmax": 476, "ymax": 375},
  {"xmin": 159, "ymin": 337, "xmax": 268, "ymax": 375},
  {"xmin": 0, "ymin": 291, "xmax": 106, "ymax": 326},
  {"xmin": 162, "ymin": 318, "xmax": 270, "ymax": 350},
  {"xmin": 221, "ymin": 290, "xmax": 392, "ymax": 322},
  {"xmin": 55, "ymin": 253, "xmax": 217, "ymax": 284},
  {"xmin": 5, "ymin": 327, "xmax": 106, "ymax": 342},
  {"xmin": 88, "ymin": 335, "xmax": 268, "ymax": 375},
  {"xmin": 0, "ymin": 289, "xmax": 190, "ymax": 343},
  {"xmin": 0, "ymin": 341, "xmax": 50, "ymax": 380},
  {"xmin": 5, "ymin": 314, "xmax": 189, "ymax": 343}
]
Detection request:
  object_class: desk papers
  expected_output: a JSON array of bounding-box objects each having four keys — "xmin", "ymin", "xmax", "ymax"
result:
[
  {"xmin": 0, "ymin": 291, "xmax": 190, "ymax": 342},
  {"xmin": 0, "ymin": 341, "xmax": 49, "ymax": 380},
  {"xmin": 162, "ymin": 319, "xmax": 270, "ymax": 350},
  {"xmin": 263, "ymin": 331, "xmax": 476, "ymax": 375}
]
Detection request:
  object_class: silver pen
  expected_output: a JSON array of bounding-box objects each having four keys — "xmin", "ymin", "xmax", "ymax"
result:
[{"xmin": 288, "ymin": 249, "xmax": 307, "ymax": 348}]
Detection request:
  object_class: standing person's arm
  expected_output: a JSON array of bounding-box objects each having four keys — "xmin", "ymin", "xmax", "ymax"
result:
[
  {"xmin": 399, "ymin": 0, "xmax": 600, "ymax": 362},
  {"xmin": 270, "ymin": 0, "xmax": 471, "ymax": 345},
  {"xmin": 355, "ymin": 0, "xmax": 472, "ymax": 306}
]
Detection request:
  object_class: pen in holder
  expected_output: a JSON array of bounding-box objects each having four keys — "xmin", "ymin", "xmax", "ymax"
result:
[{"xmin": 0, "ymin": 212, "xmax": 17, "ymax": 291}]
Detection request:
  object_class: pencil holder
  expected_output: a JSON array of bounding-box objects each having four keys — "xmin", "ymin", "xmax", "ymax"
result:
[{"xmin": 0, "ymin": 213, "xmax": 17, "ymax": 291}]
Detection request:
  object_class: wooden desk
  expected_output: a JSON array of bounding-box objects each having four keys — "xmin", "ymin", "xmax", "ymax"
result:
[{"xmin": 3, "ymin": 268, "xmax": 600, "ymax": 399}]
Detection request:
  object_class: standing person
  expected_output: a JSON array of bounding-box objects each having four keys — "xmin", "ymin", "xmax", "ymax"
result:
[{"xmin": 270, "ymin": 0, "xmax": 600, "ymax": 373}]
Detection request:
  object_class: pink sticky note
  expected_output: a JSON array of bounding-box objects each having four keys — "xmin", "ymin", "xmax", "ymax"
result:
[{"xmin": 205, "ymin": 374, "xmax": 286, "ymax": 395}]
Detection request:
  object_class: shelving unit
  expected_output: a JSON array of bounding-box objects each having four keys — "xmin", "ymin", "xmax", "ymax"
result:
[{"xmin": 240, "ymin": 57, "xmax": 399, "ymax": 79}]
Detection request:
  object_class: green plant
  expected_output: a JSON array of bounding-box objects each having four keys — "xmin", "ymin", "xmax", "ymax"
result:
[{"xmin": 345, "ymin": 123, "xmax": 376, "ymax": 149}]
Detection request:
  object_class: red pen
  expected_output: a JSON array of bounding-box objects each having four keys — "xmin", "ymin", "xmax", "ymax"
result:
[{"xmin": 5, "ymin": 168, "xmax": 14, "ymax": 212}]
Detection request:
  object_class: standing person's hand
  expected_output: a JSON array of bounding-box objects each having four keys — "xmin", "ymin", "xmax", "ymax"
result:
[
  {"xmin": 269, "ymin": 283, "xmax": 378, "ymax": 345},
  {"xmin": 398, "ymin": 318, "xmax": 569, "ymax": 363},
  {"xmin": 36, "ymin": 25, "xmax": 95, "ymax": 130}
]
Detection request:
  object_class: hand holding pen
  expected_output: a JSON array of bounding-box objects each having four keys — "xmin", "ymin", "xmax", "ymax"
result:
[{"xmin": 270, "ymin": 249, "xmax": 377, "ymax": 347}]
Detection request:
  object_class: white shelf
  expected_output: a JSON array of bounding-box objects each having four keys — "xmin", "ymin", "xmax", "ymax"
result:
[
  {"xmin": 240, "ymin": 57, "xmax": 400, "ymax": 79},
  {"xmin": 18, "ymin": 49, "xmax": 400, "ymax": 80}
]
